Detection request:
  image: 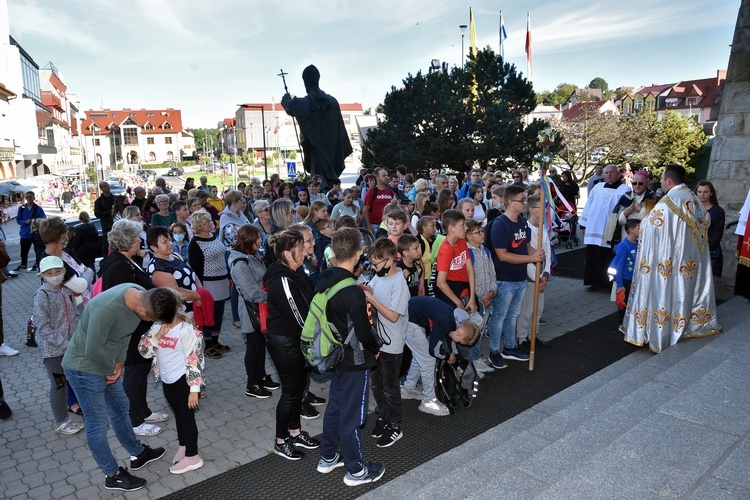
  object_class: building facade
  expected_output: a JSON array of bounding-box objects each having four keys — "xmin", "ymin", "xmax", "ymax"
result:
[{"xmin": 76, "ymin": 108, "xmax": 194, "ymax": 169}]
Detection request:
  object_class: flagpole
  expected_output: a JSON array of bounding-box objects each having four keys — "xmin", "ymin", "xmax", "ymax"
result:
[{"xmin": 529, "ymin": 168, "xmax": 545, "ymax": 371}]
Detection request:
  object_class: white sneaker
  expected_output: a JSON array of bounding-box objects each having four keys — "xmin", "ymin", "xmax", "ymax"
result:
[
  {"xmin": 0, "ymin": 343, "xmax": 19, "ymax": 356},
  {"xmin": 473, "ymin": 360, "xmax": 495, "ymax": 373},
  {"xmin": 400, "ymin": 385, "xmax": 422, "ymax": 400},
  {"xmin": 54, "ymin": 420, "xmax": 85, "ymax": 435},
  {"xmin": 419, "ymin": 398, "xmax": 450, "ymax": 416}
]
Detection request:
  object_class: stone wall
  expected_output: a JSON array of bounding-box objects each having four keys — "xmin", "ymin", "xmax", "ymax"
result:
[{"xmin": 707, "ymin": 0, "xmax": 750, "ymax": 280}]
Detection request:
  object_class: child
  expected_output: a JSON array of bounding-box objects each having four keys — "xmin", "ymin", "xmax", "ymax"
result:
[
  {"xmin": 396, "ymin": 234, "xmax": 424, "ymax": 297},
  {"xmin": 417, "ymin": 215, "xmax": 444, "ymax": 296},
  {"xmin": 317, "ymin": 228, "xmax": 384, "ymax": 485},
  {"xmin": 385, "ymin": 208, "xmax": 409, "ymax": 249},
  {"xmin": 171, "ymin": 222, "xmax": 190, "ymax": 261},
  {"xmin": 515, "ymin": 195, "xmax": 552, "ymax": 347},
  {"xmin": 33, "ymin": 256, "xmax": 85, "ymax": 435},
  {"xmin": 363, "ymin": 239, "xmax": 410, "ymax": 448},
  {"xmin": 314, "ymin": 218, "xmax": 335, "ymax": 271},
  {"xmin": 610, "ymin": 219, "xmax": 640, "ymax": 322},
  {"xmin": 435, "ymin": 209, "xmax": 476, "ymax": 314},
  {"xmin": 139, "ymin": 303, "xmax": 205, "ymax": 475},
  {"xmin": 464, "ymin": 220, "xmax": 496, "ymax": 376}
]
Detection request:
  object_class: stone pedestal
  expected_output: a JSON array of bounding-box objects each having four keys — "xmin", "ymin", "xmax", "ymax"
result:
[{"xmin": 707, "ymin": 0, "xmax": 750, "ymax": 281}]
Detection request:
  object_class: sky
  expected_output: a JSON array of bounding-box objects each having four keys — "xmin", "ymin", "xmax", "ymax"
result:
[{"xmin": 6, "ymin": 0, "xmax": 741, "ymax": 129}]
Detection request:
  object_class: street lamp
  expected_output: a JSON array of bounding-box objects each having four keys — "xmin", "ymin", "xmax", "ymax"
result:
[
  {"xmin": 237, "ymin": 104, "xmax": 269, "ymax": 181},
  {"xmin": 459, "ymin": 24, "xmax": 468, "ymax": 67}
]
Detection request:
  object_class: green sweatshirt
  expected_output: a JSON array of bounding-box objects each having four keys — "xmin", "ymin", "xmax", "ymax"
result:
[{"xmin": 62, "ymin": 283, "xmax": 145, "ymax": 377}]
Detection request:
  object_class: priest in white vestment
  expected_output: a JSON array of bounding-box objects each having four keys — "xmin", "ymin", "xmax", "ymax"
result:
[
  {"xmin": 579, "ymin": 165, "xmax": 631, "ymax": 291},
  {"xmin": 621, "ymin": 164, "xmax": 722, "ymax": 353}
]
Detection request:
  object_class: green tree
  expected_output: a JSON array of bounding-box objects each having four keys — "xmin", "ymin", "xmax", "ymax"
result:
[
  {"xmin": 219, "ymin": 153, "xmax": 230, "ymax": 164},
  {"xmin": 537, "ymin": 83, "xmax": 578, "ymax": 106},
  {"xmin": 190, "ymin": 128, "xmax": 219, "ymax": 153},
  {"xmin": 652, "ymin": 112, "xmax": 706, "ymax": 173},
  {"xmin": 588, "ymin": 77, "xmax": 615, "ymax": 100},
  {"xmin": 362, "ymin": 48, "xmax": 541, "ymax": 177}
]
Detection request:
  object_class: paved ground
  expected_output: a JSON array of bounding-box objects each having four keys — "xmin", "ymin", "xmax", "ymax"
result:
[{"xmin": 0, "ymin": 233, "xmax": 614, "ymax": 498}]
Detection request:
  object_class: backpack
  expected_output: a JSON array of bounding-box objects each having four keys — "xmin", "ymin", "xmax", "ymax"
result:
[
  {"xmin": 435, "ymin": 358, "xmax": 479, "ymax": 409},
  {"xmin": 300, "ymin": 277, "xmax": 359, "ymax": 374}
]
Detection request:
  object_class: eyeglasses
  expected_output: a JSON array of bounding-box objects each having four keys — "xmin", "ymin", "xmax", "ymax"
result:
[
  {"xmin": 510, "ymin": 198, "xmax": 527, "ymax": 204},
  {"xmin": 327, "ymin": 223, "xmax": 335, "ymax": 229},
  {"xmin": 467, "ymin": 230, "xmax": 483, "ymax": 235},
  {"xmin": 260, "ymin": 207, "xmax": 270, "ymax": 212},
  {"xmin": 632, "ymin": 182, "xmax": 646, "ymax": 186},
  {"xmin": 512, "ymin": 176, "xmax": 521, "ymax": 179},
  {"xmin": 157, "ymin": 200, "xmax": 169, "ymax": 204}
]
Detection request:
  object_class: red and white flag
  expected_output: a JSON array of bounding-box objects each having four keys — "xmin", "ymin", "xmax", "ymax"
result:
[{"xmin": 525, "ymin": 12, "xmax": 533, "ymax": 79}]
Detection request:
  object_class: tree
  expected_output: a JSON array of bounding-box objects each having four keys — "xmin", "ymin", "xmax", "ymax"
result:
[
  {"xmin": 362, "ymin": 48, "xmax": 542, "ymax": 177},
  {"xmin": 588, "ymin": 77, "xmax": 614, "ymax": 101},
  {"xmin": 190, "ymin": 128, "xmax": 219, "ymax": 152},
  {"xmin": 652, "ymin": 112, "xmax": 706, "ymax": 173},
  {"xmin": 537, "ymin": 83, "xmax": 578, "ymax": 106}
]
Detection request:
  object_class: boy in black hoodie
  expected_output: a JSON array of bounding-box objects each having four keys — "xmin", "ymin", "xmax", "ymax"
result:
[{"xmin": 315, "ymin": 228, "xmax": 385, "ymax": 486}]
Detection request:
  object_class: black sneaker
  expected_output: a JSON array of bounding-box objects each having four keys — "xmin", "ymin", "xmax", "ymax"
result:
[
  {"xmin": 245, "ymin": 384, "xmax": 272, "ymax": 399},
  {"xmin": 0, "ymin": 400, "xmax": 12, "ymax": 420},
  {"xmin": 274, "ymin": 438, "xmax": 304, "ymax": 460},
  {"xmin": 290, "ymin": 430, "xmax": 320, "ymax": 449},
  {"xmin": 13, "ymin": 265, "xmax": 26, "ymax": 272},
  {"xmin": 304, "ymin": 392, "xmax": 326, "ymax": 406},
  {"xmin": 343, "ymin": 461, "xmax": 386, "ymax": 486},
  {"xmin": 300, "ymin": 402, "xmax": 320, "ymax": 420},
  {"xmin": 104, "ymin": 467, "xmax": 147, "ymax": 491},
  {"xmin": 371, "ymin": 416, "xmax": 386, "ymax": 438},
  {"xmin": 261, "ymin": 375, "xmax": 280, "ymax": 391},
  {"xmin": 130, "ymin": 445, "xmax": 165, "ymax": 471},
  {"xmin": 376, "ymin": 425, "xmax": 403, "ymax": 448}
]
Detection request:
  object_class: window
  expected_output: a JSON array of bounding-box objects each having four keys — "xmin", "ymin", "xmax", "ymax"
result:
[
  {"xmin": 343, "ymin": 114, "xmax": 351, "ymax": 125},
  {"xmin": 666, "ymin": 98, "xmax": 679, "ymax": 107},
  {"xmin": 646, "ymin": 100, "xmax": 654, "ymax": 112},
  {"xmin": 623, "ymin": 102, "xmax": 632, "ymax": 114},
  {"xmin": 147, "ymin": 137, "xmax": 154, "ymax": 144},
  {"xmin": 20, "ymin": 55, "xmax": 41, "ymax": 102},
  {"xmin": 94, "ymin": 139, "xmax": 100, "ymax": 146},
  {"xmin": 687, "ymin": 97, "xmax": 699, "ymax": 106},
  {"xmin": 123, "ymin": 127, "xmax": 138, "ymax": 146},
  {"xmin": 634, "ymin": 100, "xmax": 643, "ymax": 111},
  {"xmin": 149, "ymin": 151, "xmax": 156, "ymax": 161},
  {"xmin": 162, "ymin": 122, "xmax": 172, "ymax": 130},
  {"xmin": 35, "ymin": 104, "xmax": 53, "ymax": 146},
  {"xmin": 147, "ymin": 113, "xmax": 154, "ymax": 117},
  {"xmin": 165, "ymin": 137, "xmax": 172, "ymax": 144},
  {"xmin": 166, "ymin": 151, "xmax": 174, "ymax": 161},
  {"xmin": 144, "ymin": 122, "xmax": 154, "ymax": 130}
]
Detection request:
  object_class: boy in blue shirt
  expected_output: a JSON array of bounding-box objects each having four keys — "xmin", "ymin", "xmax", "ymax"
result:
[{"xmin": 609, "ymin": 219, "xmax": 640, "ymax": 322}]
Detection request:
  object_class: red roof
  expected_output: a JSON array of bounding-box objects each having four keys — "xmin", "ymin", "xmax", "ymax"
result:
[
  {"xmin": 634, "ymin": 83, "xmax": 674, "ymax": 97},
  {"xmin": 79, "ymin": 108, "xmax": 183, "ymax": 136},
  {"xmin": 562, "ymin": 101, "xmax": 615, "ymax": 120},
  {"xmin": 663, "ymin": 77, "xmax": 721, "ymax": 109}
]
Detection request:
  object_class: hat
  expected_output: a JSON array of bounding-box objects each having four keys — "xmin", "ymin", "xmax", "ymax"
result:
[{"xmin": 39, "ymin": 256, "xmax": 64, "ymax": 273}]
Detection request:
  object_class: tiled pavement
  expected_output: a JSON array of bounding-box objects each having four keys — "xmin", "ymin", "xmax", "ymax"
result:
[{"xmin": 0, "ymin": 240, "xmax": 612, "ymax": 499}]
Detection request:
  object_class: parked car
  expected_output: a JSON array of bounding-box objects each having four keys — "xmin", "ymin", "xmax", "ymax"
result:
[
  {"xmin": 65, "ymin": 217, "xmax": 104, "ymax": 257},
  {"xmin": 107, "ymin": 181, "xmax": 126, "ymax": 195},
  {"xmin": 166, "ymin": 167, "xmax": 184, "ymax": 176},
  {"xmin": 137, "ymin": 169, "xmax": 157, "ymax": 179}
]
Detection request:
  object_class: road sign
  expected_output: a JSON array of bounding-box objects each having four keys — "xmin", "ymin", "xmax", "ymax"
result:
[{"xmin": 286, "ymin": 160, "xmax": 297, "ymax": 179}]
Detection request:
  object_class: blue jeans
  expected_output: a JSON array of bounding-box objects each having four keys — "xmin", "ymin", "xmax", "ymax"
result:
[
  {"xmin": 64, "ymin": 369, "xmax": 144, "ymax": 476},
  {"xmin": 467, "ymin": 301, "xmax": 492, "ymax": 361},
  {"xmin": 488, "ymin": 280, "xmax": 527, "ymax": 352}
]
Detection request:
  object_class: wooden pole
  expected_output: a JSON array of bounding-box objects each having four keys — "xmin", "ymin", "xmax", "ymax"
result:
[{"xmin": 529, "ymin": 166, "xmax": 546, "ymax": 371}]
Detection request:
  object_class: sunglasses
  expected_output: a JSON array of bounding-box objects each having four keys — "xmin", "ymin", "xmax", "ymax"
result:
[{"xmin": 632, "ymin": 182, "xmax": 646, "ymax": 186}]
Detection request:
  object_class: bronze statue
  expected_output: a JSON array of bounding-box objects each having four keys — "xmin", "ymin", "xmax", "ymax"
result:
[{"xmin": 281, "ymin": 65, "xmax": 352, "ymax": 190}]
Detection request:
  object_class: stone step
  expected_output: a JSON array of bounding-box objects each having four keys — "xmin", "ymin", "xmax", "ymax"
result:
[{"xmin": 364, "ymin": 297, "xmax": 750, "ymax": 498}]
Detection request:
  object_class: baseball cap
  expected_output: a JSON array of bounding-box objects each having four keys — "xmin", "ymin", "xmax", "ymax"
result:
[{"xmin": 39, "ymin": 256, "xmax": 64, "ymax": 273}]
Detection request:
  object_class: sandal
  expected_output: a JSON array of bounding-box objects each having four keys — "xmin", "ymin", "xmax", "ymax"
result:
[
  {"xmin": 144, "ymin": 411, "xmax": 169, "ymax": 423},
  {"xmin": 68, "ymin": 406, "xmax": 83, "ymax": 416},
  {"xmin": 204, "ymin": 347, "xmax": 222, "ymax": 359},
  {"xmin": 132, "ymin": 422, "xmax": 162, "ymax": 436}
]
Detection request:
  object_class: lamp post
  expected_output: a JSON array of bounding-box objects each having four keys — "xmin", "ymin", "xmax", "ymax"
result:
[
  {"xmin": 459, "ymin": 24, "xmax": 467, "ymax": 67},
  {"xmin": 238, "ymin": 105, "xmax": 269, "ymax": 181}
]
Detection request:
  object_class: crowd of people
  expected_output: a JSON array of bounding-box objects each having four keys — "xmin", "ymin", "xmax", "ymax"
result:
[{"xmin": 0, "ymin": 161, "xmax": 739, "ymax": 491}]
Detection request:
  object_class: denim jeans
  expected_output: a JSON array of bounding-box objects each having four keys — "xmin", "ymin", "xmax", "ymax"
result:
[
  {"xmin": 64, "ymin": 369, "xmax": 143, "ymax": 476},
  {"xmin": 488, "ymin": 280, "xmax": 527, "ymax": 352},
  {"xmin": 466, "ymin": 301, "xmax": 492, "ymax": 361}
]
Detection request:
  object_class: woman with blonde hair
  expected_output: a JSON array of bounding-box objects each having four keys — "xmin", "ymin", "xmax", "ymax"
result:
[{"xmin": 188, "ymin": 210, "xmax": 231, "ymax": 357}]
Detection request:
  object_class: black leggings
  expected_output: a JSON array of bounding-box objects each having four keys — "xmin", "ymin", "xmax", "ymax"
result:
[
  {"xmin": 244, "ymin": 331, "xmax": 268, "ymax": 388},
  {"xmin": 162, "ymin": 375, "xmax": 199, "ymax": 457},
  {"xmin": 266, "ymin": 333, "xmax": 305, "ymax": 440}
]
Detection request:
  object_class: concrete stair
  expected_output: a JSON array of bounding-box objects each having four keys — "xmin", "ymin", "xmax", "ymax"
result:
[{"xmin": 364, "ymin": 296, "xmax": 750, "ymax": 499}]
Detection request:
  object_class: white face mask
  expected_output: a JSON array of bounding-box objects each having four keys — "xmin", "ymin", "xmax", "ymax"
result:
[{"xmin": 44, "ymin": 275, "xmax": 65, "ymax": 286}]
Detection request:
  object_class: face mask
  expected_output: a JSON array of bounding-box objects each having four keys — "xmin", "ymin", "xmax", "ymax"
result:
[
  {"xmin": 375, "ymin": 265, "xmax": 391, "ymax": 278},
  {"xmin": 44, "ymin": 275, "xmax": 64, "ymax": 286},
  {"xmin": 173, "ymin": 234, "xmax": 185, "ymax": 242}
]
